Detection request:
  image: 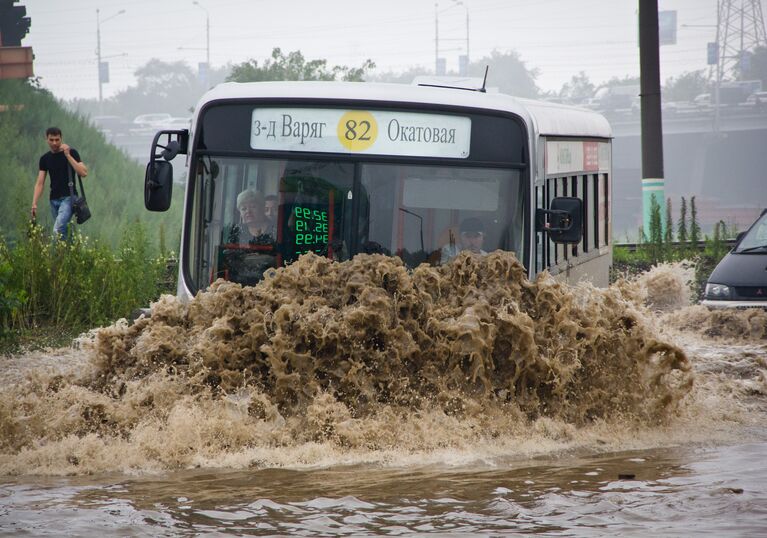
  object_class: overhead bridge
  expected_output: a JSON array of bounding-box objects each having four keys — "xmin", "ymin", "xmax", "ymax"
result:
[{"xmin": 609, "ymin": 105, "xmax": 767, "ymax": 241}]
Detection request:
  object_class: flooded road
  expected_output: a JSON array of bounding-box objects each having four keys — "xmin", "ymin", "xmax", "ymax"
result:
[
  {"xmin": 1, "ymin": 255, "xmax": 766, "ymax": 535},
  {"xmin": 3, "ymin": 441, "xmax": 767, "ymax": 536}
]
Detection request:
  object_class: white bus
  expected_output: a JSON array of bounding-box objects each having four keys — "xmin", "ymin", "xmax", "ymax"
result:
[{"xmin": 144, "ymin": 81, "xmax": 612, "ymax": 299}]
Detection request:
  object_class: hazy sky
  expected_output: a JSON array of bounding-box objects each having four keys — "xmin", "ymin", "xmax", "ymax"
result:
[{"xmin": 21, "ymin": 0, "xmax": 766, "ymax": 101}]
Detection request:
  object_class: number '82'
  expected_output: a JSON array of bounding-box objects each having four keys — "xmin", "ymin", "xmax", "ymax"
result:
[{"xmin": 337, "ymin": 111, "xmax": 378, "ymax": 151}]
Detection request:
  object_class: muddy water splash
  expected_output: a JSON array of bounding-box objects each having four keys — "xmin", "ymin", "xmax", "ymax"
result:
[
  {"xmin": 633, "ymin": 260, "xmax": 767, "ymax": 341},
  {"xmin": 0, "ymin": 252, "xmax": 693, "ymax": 475}
]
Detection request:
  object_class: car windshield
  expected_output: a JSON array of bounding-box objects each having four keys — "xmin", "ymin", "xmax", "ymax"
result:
[
  {"xmin": 735, "ymin": 212, "xmax": 767, "ymax": 252},
  {"xmin": 186, "ymin": 156, "xmax": 524, "ymax": 291}
]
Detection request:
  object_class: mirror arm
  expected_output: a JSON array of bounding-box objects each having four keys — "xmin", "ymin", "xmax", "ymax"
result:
[
  {"xmin": 149, "ymin": 129, "xmax": 189, "ymax": 163},
  {"xmin": 536, "ymin": 208, "xmax": 573, "ymax": 232}
]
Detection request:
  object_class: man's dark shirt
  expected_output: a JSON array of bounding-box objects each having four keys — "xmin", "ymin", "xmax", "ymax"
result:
[{"xmin": 39, "ymin": 149, "xmax": 81, "ymax": 200}]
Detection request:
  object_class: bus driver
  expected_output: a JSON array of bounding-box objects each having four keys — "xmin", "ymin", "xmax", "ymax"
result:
[{"xmin": 440, "ymin": 217, "xmax": 488, "ymax": 263}]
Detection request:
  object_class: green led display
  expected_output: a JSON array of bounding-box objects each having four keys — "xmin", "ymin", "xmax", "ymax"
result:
[{"xmin": 294, "ymin": 205, "xmax": 329, "ymax": 255}]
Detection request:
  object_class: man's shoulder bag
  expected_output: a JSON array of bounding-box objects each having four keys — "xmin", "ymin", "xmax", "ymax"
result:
[{"xmin": 68, "ymin": 165, "xmax": 91, "ymax": 224}]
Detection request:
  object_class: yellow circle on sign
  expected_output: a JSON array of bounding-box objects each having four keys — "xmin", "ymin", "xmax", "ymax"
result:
[{"xmin": 337, "ymin": 111, "xmax": 378, "ymax": 151}]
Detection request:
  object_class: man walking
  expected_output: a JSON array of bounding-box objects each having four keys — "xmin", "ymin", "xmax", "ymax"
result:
[{"xmin": 31, "ymin": 127, "xmax": 89, "ymax": 239}]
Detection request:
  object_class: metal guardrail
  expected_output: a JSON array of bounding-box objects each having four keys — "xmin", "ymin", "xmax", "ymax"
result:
[{"xmin": 614, "ymin": 239, "xmax": 738, "ymax": 252}]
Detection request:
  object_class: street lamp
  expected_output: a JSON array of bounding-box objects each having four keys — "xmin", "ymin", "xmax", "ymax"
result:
[
  {"xmin": 681, "ymin": 22, "xmax": 721, "ymax": 131},
  {"xmin": 434, "ymin": 0, "xmax": 470, "ymax": 75},
  {"xmin": 192, "ymin": 1, "xmax": 210, "ymax": 86},
  {"xmin": 96, "ymin": 8, "xmax": 125, "ymax": 109}
]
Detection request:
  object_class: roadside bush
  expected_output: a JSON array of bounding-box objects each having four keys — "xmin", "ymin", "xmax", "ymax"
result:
[{"xmin": 0, "ymin": 221, "xmax": 175, "ymax": 335}]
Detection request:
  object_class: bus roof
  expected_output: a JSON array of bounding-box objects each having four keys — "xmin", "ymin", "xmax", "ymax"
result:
[{"xmin": 195, "ymin": 81, "xmax": 612, "ymax": 140}]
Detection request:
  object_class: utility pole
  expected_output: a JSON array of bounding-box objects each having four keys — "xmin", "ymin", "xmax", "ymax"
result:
[
  {"xmin": 193, "ymin": 1, "xmax": 210, "ymax": 87},
  {"xmin": 465, "ymin": 7, "xmax": 470, "ymax": 63},
  {"xmin": 638, "ymin": 0, "xmax": 665, "ymax": 237},
  {"xmin": 96, "ymin": 9, "xmax": 101, "ymax": 102},
  {"xmin": 434, "ymin": 0, "xmax": 469, "ymax": 76},
  {"xmin": 96, "ymin": 8, "xmax": 125, "ymax": 113},
  {"xmin": 434, "ymin": 1, "xmax": 439, "ymax": 74},
  {"xmin": 710, "ymin": 0, "xmax": 766, "ymax": 131},
  {"xmin": 715, "ymin": 0, "xmax": 766, "ymax": 81}
]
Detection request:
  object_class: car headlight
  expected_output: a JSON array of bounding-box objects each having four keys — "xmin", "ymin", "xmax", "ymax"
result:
[{"xmin": 705, "ymin": 283, "xmax": 732, "ymax": 299}]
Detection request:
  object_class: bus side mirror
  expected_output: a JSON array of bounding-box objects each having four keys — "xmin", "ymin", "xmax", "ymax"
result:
[
  {"xmin": 145, "ymin": 161, "xmax": 173, "ymax": 211},
  {"xmin": 144, "ymin": 129, "xmax": 188, "ymax": 211},
  {"xmin": 536, "ymin": 197, "xmax": 583, "ymax": 244}
]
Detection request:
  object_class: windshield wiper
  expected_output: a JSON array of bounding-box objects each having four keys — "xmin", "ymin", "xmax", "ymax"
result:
[{"xmin": 736, "ymin": 244, "xmax": 767, "ymax": 253}]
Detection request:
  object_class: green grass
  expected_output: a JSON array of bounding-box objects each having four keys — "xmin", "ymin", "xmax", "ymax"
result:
[
  {"xmin": 0, "ymin": 221, "xmax": 176, "ymax": 346},
  {"xmin": 0, "ymin": 79, "xmax": 184, "ymax": 350}
]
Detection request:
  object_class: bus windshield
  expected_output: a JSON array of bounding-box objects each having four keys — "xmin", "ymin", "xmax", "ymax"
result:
[{"xmin": 187, "ymin": 155, "xmax": 524, "ymax": 291}]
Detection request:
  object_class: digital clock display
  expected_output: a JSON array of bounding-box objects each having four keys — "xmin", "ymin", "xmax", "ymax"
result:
[{"xmin": 293, "ymin": 205, "xmax": 329, "ymax": 255}]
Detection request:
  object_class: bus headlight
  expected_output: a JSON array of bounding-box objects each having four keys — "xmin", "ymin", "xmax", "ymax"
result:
[{"xmin": 704, "ymin": 283, "xmax": 732, "ymax": 299}]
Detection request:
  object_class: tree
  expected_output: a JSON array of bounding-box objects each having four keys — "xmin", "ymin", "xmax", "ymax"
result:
[
  {"xmin": 370, "ymin": 50, "xmax": 540, "ymax": 98},
  {"xmin": 663, "ymin": 70, "xmax": 708, "ymax": 102},
  {"xmin": 69, "ymin": 59, "xmax": 230, "ymax": 119},
  {"xmin": 642, "ymin": 193, "xmax": 663, "ymax": 264},
  {"xmin": 367, "ymin": 65, "xmax": 433, "ymax": 84},
  {"xmin": 228, "ymin": 48, "xmax": 375, "ymax": 83},
  {"xmin": 559, "ymin": 71, "xmax": 595, "ymax": 104},
  {"xmin": 741, "ymin": 46, "xmax": 767, "ymax": 88},
  {"xmin": 649, "ymin": 194, "xmax": 663, "ymax": 242},
  {"xmin": 690, "ymin": 196, "xmax": 701, "ymax": 249},
  {"xmin": 467, "ymin": 50, "xmax": 541, "ymax": 97},
  {"xmin": 603, "ymin": 75, "xmax": 641, "ymax": 88},
  {"xmin": 678, "ymin": 197, "xmax": 688, "ymax": 243},
  {"xmin": 665, "ymin": 197, "xmax": 674, "ymax": 244}
]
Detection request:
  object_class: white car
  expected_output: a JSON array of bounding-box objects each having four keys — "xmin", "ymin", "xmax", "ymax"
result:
[
  {"xmin": 692, "ymin": 93, "xmax": 711, "ymax": 107},
  {"xmin": 133, "ymin": 113, "xmax": 173, "ymax": 128},
  {"xmin": 159, "ymin": 117, "xmax": 192, "ymax": 130},
  {"xmin": 746, "ymin": 91, "xmax": 767, "ymax": 107}
]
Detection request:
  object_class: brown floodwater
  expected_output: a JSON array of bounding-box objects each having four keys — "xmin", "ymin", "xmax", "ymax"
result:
[{"xmin": 1, "ymin": 255, "xmax": 766, "ymax": 535}]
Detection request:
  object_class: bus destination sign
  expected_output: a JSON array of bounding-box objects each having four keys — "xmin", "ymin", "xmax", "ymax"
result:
[{"xmin": 250, "ymin": 108, "xmax": 471, "ymax": 158}]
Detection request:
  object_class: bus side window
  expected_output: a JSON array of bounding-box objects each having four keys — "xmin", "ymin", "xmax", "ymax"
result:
[
  {"xmin": 587, "ymin": 174, "xmax": 597, "ymax": 251},
  {"xmin": 598, "ymin": 173, "xmax": 610, "ymax": 248},
  {"xmin": 535, "ymin": 185, "xmax": 545, "ymax": 273},
  {"xmin": 604, "ymin": 173, "xmax": 611, "ymax": 246},
  {"xmin": 559, "ymin": 176, "xmax": 568, "ymax": 262},
  {"xmin": 546, "ymin": 177, "xmax": 556, "ymax": 268},
  {"xmin": 572, "ymin": 175, "xmax": 583, "ymax": 257}
]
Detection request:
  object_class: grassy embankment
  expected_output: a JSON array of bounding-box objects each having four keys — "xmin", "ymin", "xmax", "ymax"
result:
[{"xmin": 0, "ymin": 80, "xmax": 183, "ymax": 351}]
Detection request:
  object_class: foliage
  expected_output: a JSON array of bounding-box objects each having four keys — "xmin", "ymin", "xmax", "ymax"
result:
[
  {"xmin": 69, "ymin": 60, "xmax": 231, "ymax": 119},
  {"xmin": 559, "ymin": 71, "xmax": 595, "ymax": 104},
  {"xmin": 0, "ymin": 254, "xmax": 26, "ymax": 336},
  {"xmin": 707, "ymin": 220, "xmax": 730, "ymax": 261},
  {"xmin": 228, "ymin": 48, "xmax": 375, "ymax": 83},
  {"xmin": 602, "ymin": 75, "xmax": 641, "ymax": 88},
  {"xmin": 0, "ymin": 79, "xmax": 183, "ymax": 250},
  {"xmin": 614, "ymin": 196, "xmax": 738, "ymax": 300},
  {"xmin": 663, "ymin": 70, "xmax": 709, "ymax": 102},
  {"xmin": 369, "ymin": 49, "xmax": 542, "ymax": 98},
  {"xmin": 678, "ymin": 197, "xmax": 688, "ymax": 243},
  {"xmin": 0, "ymin": 222, "xmax": 175, "ymax": 335},
  {"xmin": 690, "ymin": 196, "xmax": 701, "ymax": 249},
  {"xmin": 467, "ymin": 50, "xmax": 540, "ymax": 97},
  {"xmin": 740, "ymin": 46, "xmax": 767, "ymax": 87},
  {"xmin": 664, "ymin": 197, "xmax": 674, "ymax": 245},
  {"xmin": 646, "ymin": 194, "xmax": 664, "ymax": 263},
  {"xmin": 367, "ymin": 65, "xmax": 434, "ymax": 84}
]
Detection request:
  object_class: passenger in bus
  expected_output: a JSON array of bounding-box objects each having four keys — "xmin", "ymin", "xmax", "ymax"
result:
[
  {"xmin": 440, "ymin": 217, "xmax": 487, "ymax": 264},
  {"xmin": 236, "ymin": 189, "xmax": 276, "ymax": 242},
  {"xmin": 219, "ymin": 189, "xmax": 277, "ymax": 285},
  {"xmin": 264, "ymin": 194, "xmax": 278, "ymax": 230}
]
